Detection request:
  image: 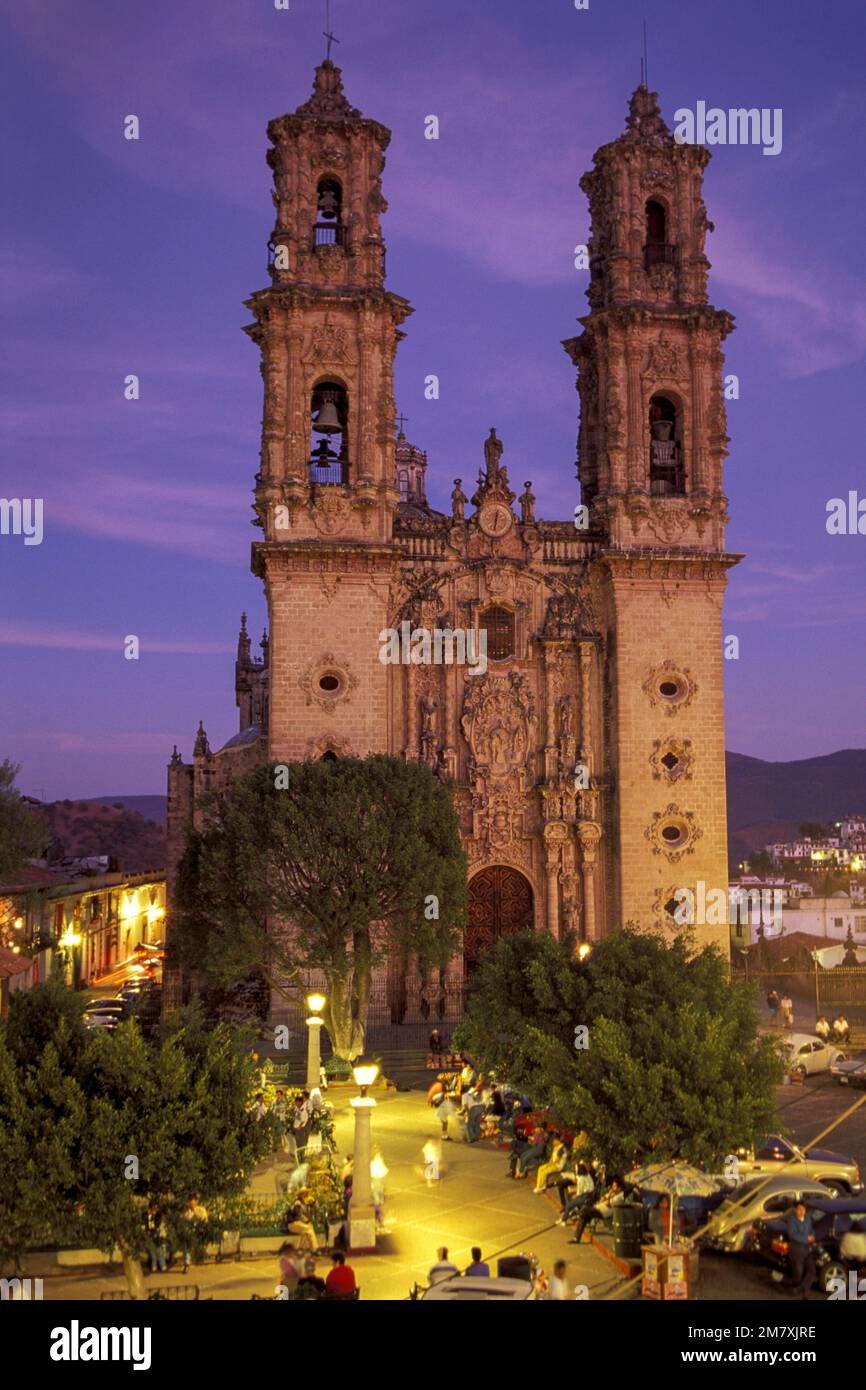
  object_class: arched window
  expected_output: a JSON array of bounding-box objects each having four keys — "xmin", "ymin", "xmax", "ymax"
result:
[
  {"xmin": 321, "ymin": 750, "xmax": 338, "ymax": 763},
  {"xmin": 310, "ymin": 380, "xmax": 349, "ymax": 485},
  {"xmin": 398, "ymin": 469, "xmax": 409, "ymax": 501},
  {"xmin": 314, "ymin": 178, "xmax": 346, "ymax": 248},
  {"xmin": 648, "ymin": 394, "xmax": 684, "ymax": 496},
  {"xmin": 479, "ymin": 605, "xmax": 515, "ymax": 662},
  {"xmin": 644, "ymin": 199, "xmax": 676, "ymax": 270}
]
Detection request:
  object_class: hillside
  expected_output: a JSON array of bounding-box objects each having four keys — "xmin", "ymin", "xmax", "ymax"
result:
[
  {"xmin": 38, "ymin": 799, "xmax": 166, "ymax": 874},
  {"xmin": 49, "ymin": 749, "xmax": 866, "ymax": 879},
  {"xmin": 725, "ymin": 749, "xmax": 866, "ymax": 868}
]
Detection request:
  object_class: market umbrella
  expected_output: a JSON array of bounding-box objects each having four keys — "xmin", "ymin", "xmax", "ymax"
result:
[{"xmin": 627, "ymin": 1162, "xmax": 725, "ymax": 1197}]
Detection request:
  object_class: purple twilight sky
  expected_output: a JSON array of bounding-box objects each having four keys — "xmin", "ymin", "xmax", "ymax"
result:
[{"xmin": 1, "ymin": 0, "xmax": 864, "ymax": 800}]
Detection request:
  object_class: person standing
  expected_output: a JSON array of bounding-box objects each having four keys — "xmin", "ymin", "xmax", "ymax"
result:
[
  {"xmin": 272, "ymin": 1089, "xmax": 289, "ymax": 1154},
  {"xmin": 429, "ymin": 1028, "xmax": 443, "ymax": 1069},
  {"xmin": 766, "ymin": 989, "xmax": 780, "ymax": 1028},
  {"xmin": 785, "ymin": 1201, "xmax": 817, "ymax": 1299},
  {"xmin": 464, "ymin": 1083, "xmax": 485, "ymax": 1144},
  {"xmin": 292, "ymin": 1091, "xmax": 311, "ymax": 1160},
  {"xmin": 780, "ymin": 992, "xmax": 794, "ymax": 1031},
  {"xmin": 547, "ymin": 1259, "xmax": 571, "ymax": 1300}
]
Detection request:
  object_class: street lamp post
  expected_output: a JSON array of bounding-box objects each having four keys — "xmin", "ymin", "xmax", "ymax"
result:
[
  {"xmin": 348, "ymin": 1062, "xmax": 379, "ymax": 1253},
  {"xmin": 305, "ymin": 993, "xmax": 326, "ymax": 1090}
]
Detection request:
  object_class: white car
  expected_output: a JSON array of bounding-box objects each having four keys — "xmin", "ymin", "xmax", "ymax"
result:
[
  {"xmin": 780, "ymin": 1032, "xmax": 846, "ymax": 1077},
  {"xmin": 421, "ymin": 1276, "xmax": 537, "ymax": 1301},
  {"xmin": 705, "ymin": 1176, "xmax": 835, "ymax": 1253}
]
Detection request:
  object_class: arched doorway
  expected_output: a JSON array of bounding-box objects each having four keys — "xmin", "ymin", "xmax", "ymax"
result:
[{"xmin": 465, "ymin": 866, "xmax": 534, "ymax": 974}]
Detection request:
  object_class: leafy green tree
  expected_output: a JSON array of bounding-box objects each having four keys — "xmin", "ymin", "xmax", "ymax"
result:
[
  {"xmin": 455, "ymin": 927, "xmax": 783, "ymax": 1173},
  {"xmin": 0, "ymin": 760, "xmax": 45, "ymax": 880},
  {"xmin": 173, "ymin": 756, "xmax": 466, "ymax": 1060},
  {"xmin": 0, "ymin": 988, "xmax": 272, "ymax": 1296}
]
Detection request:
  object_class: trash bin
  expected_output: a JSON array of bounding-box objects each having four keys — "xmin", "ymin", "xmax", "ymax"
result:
[
  {"xmin": 497, "ymin": 1254, "xmax": 533, "ymax": 1282},
  {"xmin": 612, "ymin": 1202, "xmax": 643, "ymax": 1260}
]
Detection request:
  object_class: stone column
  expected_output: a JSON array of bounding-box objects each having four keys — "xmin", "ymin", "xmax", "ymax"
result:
[
  {"xmin": 626, "ymin": 338, "xmax": 643, "ymax": 489},
  {"xmin": 546, "ymin": 851, "xmax": 560, "ymax": 938},
  {"xmin": 348, "ymin": 1098, "xmax": 377, "ymax": 1253},
  {"xmin": 578, "ymin": 824, "xmax": 601, "ymax": 942},
  {"xmin": 305, "ymin": 1014, "xmax": 323, "ymax": 1090}
]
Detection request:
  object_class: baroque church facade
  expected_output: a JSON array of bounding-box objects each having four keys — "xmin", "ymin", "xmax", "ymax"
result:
[{"xmin": 166, "ymin": 60, "xmax": 738, "ymax": 1016}]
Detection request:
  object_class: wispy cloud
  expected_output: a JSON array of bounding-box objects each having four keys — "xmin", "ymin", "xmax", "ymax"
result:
[{"xmin": 0, "ymin": 621, "xmax": 234, "ymax": 654}]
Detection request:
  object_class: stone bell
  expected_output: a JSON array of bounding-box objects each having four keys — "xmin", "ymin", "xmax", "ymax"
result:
[{"xmin": 313, "ymin": 396, "xmax": 341, "ymax": 434}]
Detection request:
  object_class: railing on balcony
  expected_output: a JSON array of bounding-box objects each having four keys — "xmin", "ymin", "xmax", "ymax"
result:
[
  {"xmin": 649, "ymin": 438, "xmax": 686, "ymax": 496},
  {"xmin": 312, "ymin": 222, "xmax": 349, "ymax": 250},
  {"xmin": 309, "ymin": 457, "xmax": 350, "ymax": 486},
  {"xmin": 643, "ymin": 241, "xmax": 678, "ymax": 271}
]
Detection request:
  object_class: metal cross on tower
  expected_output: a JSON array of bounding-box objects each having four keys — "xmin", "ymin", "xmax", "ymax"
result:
[{"xmin": 323, "ymin": 0, "xmax": 339, "ymax": 61}]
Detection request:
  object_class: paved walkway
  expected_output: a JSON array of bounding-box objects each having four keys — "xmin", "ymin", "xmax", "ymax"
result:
[{"xmin": 40, "ymin": 1090, "xmax": 620, "ymax": 1302}]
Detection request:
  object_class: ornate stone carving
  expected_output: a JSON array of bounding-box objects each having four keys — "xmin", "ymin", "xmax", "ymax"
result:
[
  {"xmin": 305, "ymin": 733, "xmax": 355, "ymax": 759},
  {"xmin": 649, "ymin": 737, "xmax": 694, "ymax": 782},
  {"xmin": 298, "ymin": 653, "xmax": 359, "ymax": 713},
  {"xmin": 543, "ymin": 572, "xmax": 598, "ymax": 637},
  {"xmin": 642, "ymin": 660, "xmax": 698, "ymax": 715},
  {"xmin": 646, "ymin": 334, "xmax": 682, "ymax": 379},
  {"xmin": 310, "ymin": 487, "xmax": 351, "ymax": 535},
  {"xmin": 644, "ymin": 803, "xmax": 703, "ymax": 863},
  {"xmin": 306, "ymin": 319, "xmax": 354, "ymax": 365},
  {"xmin": 461, "ymin": 671, "xmax": 536, "ymax": 778}
]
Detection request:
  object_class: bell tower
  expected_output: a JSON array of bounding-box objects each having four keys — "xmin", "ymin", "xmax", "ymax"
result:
[
  {"xmin": 565, "ymin": 84, "xmax": 733, "ymax": 551},
  {"xmin": 565, "ymin": 87, "xmax": 740, "ymax": 953},
  {"xmin": 245, "ymin": 58, "xmax": 411, "ymax": 764}
]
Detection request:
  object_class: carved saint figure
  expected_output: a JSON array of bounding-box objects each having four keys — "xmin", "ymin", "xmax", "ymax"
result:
[
  {"xmin": 519, "ymin": 481, "xmax": 536, "ymax": 525},
  {"xmin": 451, "ymin": 478, "xmax": 467, "ymax": 522}
]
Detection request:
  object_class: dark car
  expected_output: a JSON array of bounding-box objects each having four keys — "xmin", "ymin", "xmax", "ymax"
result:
[
  {"xmin": 831, "ymin": 1056, "xmax": 866, "ymax": 1090},
  {"xmin": 750, "ymin": 1197, "xmax": 866, "ymax": 1292}
]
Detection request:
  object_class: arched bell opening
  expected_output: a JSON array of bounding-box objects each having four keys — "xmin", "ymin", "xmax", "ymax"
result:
[
  {"xmin": 648, "ymin": 393, "xmax": 685, "ymax": 496},
  {"xmin": 313, "ymin": 177, "xmax": 347, "ymax": 248},
  {"xmin": 309, "ymin": 379, "xmax": 349, "ymax": 485},
  {"xmin": 643, "ymin": 198, "xmax": 677, "ymax": 270}
]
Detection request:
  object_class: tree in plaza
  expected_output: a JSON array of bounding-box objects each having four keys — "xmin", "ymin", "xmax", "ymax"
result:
[
  {"xmin": 455, "ymin": 927, "xmax": 784, "ymax": 1174},
  {"xmin": 0, "ymin": 986, "xmax": 272, "ymax": 1297},
  {"xmin": 173, "ymin": 756, "xmax": 466, "ymax": 1062}
]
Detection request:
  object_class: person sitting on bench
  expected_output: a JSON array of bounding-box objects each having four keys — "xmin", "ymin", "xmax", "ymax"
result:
[{"xmin": 570, "ymin": 1178, "xmax": 627, "ymax": 1245}]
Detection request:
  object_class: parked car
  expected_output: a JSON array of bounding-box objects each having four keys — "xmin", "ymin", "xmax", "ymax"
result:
[
  {"xmin": 82, "ymin": 999, "xmax": 127, "ymax": 1015},
  {"xmin": 704, "ymin": 1176, "xmax": 836, "ymax": 1253},
  {"xmin": 731, "ymin": 1135, "xmax": 862, "ymax": 1196},
  {"xmin": 780, "ymin": 1032, "xmax": 846, "ymax": 1077},
  {"xmin": 750, "ymin": 1196, "xmax": 866, "ymax": 1292},
  {"xmin": 419, "ymin": 1276, "xmax": 538, "ymax": 1301},
  {"xmin": 831, "ymin": 1055, "xmax": 866, "ymax": 1090}
]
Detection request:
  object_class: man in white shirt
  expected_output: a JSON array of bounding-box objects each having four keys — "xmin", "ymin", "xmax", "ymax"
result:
[
  {"xmin": 547, "ymin": 1259, "xmax": 571, "ymax": 1300},
  {"xmin": 428, "ymin": 1246, "xmax": 460, "ymax": 1284}
]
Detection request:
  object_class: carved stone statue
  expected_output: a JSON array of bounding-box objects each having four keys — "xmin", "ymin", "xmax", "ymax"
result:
[
  {"xmin": 484, "ymin": 427, "xmax": 504, "ymax": 482},
  {"xmin": 420, "ymin": 693, "xmax": 438, "ymax": 766},
  {"xmin": 520, "ymin": 481, "xmax": 536, "ymax": 525},
  {"xmin": 451, "ymin": 478, "xmax": 467, "ymax": 522}
]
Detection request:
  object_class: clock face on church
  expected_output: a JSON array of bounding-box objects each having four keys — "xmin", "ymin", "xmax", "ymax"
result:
[{"xmin": 478, "ymin": 502, "xmax": 513, "ymax": 537}]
